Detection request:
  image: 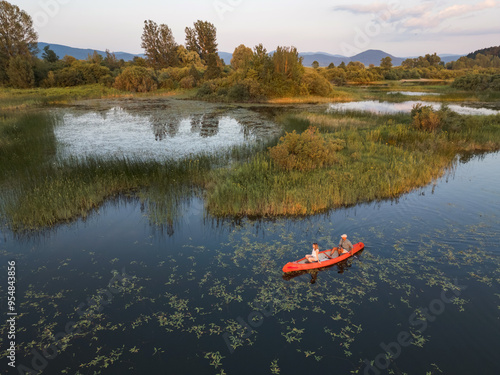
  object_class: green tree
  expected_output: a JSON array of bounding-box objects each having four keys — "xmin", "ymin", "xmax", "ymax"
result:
[
  {"xmin": 327, "ymin": 62, "xmax": 335, "ymax": 69},
  {"xmin": 177, "ymin": 45, "xmax": 203, "ymax": 68},
  {"xmin": 42, "ymin": 45, "xmax": 59, "ymax": 63},
  {"xmin": 141, "ymin": 20, "xmax": 179, "ymax": 69},
  {"xmin": 7, "ymin": 55, "xmax": 34, "ymax": 88},
  {"xmin": 204, "ymin": 53, "xmax": 221, "ymax": 79},
  {"xmin": 231, "ymin": 44, "xmax": 253, "ymax": 70},
  {"xmin": 272, "ymin": 46, "xmax": 303, "ymax": 80},
  {"xmin": 380, "ymin": 56, "xmax": 393, "ymax": 70},
  {"xmin": 185, "ymin": 20, "xmax": 218, "ymax": 62},
  {"xmin": 103, "ymin": 49, "xmax": 122, "ymax": 71},
  {"xmin": 312, "ymin": 60, "xmax": 320, "ymax": 69},
  {"xmin": 185, "ymin": 26, "xmax": 200, "ymax": 56},
  {"xmin": 87, "ymin": 50, "xmax": 103, "ymax": 65},
  {"xmin": 0, "ymin": 1, "xmax": 38, "ymax": 84},
  {"xmin": 251, "ymin": 44, "xmax": 273, "ymax": 81}
]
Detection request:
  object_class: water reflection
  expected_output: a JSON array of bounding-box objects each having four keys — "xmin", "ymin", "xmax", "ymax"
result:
[
  {"xmin": 387, "ymin": 91, "xmax": 441, "ymax": 96},
  {"xmin": 150, "ymin": 113, "xmax": 181, "ymax": 140},
  {"xmin": 200, "ymin": 113, "xmax": 220, "ymax": 138},
  {"xmin": 54, "ymin": 99, "xmax": 280, "ymax": 160},
  {"xmin": 328, "ymin": 100, "xmax": 500, "ymax": 116}
]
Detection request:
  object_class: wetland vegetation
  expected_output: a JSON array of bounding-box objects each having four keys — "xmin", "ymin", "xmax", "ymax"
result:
[
  {"xmin": 1, "ymin": 87, "xmax": 500, "ymax": 231},
  {"xmin": 2, "ymin": 2, "xmax": 500, "ymax": 375}
]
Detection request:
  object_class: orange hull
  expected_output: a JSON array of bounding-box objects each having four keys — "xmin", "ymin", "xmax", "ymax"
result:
[{"xmin": 282, "ymin": 242, "xmax": 365, "ymax": 273}]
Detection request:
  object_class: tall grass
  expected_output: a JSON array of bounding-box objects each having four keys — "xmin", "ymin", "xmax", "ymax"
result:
[
  {"xmin": 204, "ymin": 110, "xmax": 500, "ymax": 217},
  {"xmin": 2, "ymin": 89, "xmax": 500, "ymax": 230},
  {"xmin": 0, "ymin": 85, "xmax": 188, "ymax": 112},
  {"xmin": 0, "ymin": 111, "xmax": 273, "ymax": 231}
]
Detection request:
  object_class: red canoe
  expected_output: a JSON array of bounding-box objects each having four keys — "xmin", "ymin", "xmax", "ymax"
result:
[{"xmin": 282, "ymin": 242, "xmax": 365, "ymax": 273}]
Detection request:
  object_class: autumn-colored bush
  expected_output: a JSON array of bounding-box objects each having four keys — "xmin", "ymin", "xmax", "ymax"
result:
[
  {"xmin": 301, "ymin": 70, "xmax": 332, "ymax": 96},
  {"xmin": 411, "ymin": 103, "xmax": 441, "ymax": 131},
  {"xmin": 269, "ymin": 126, "xmax": 344, "ymax": 171},
  {"xmin": 113, "ymin": 66, "xmax": 157, "ymax": 92}
]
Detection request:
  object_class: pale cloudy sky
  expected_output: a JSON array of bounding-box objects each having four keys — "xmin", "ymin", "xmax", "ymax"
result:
[{"xmin": 10, "ymin": 0, "xmax": 500, "ymax": 57}]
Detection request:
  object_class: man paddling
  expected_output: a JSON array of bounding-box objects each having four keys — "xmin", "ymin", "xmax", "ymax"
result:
[{"xmin": 338, "ymin": 234, "xmax": 353, "ymax": 255}]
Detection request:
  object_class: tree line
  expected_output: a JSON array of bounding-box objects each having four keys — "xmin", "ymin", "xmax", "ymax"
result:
[{"xmin": 1, "ymin": 1, "xmax": 499, "ymax": 99}]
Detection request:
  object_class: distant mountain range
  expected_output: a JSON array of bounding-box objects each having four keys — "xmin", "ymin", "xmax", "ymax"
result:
[
  {"xmin": 37, "ymin": 42, "xmax": 145, "ymax": 62},
  {"xmin": 37, "ymin": 42, "xmax": 463, "ymax": 67}
]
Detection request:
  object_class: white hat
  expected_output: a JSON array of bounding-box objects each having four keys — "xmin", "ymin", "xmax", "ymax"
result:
[{"xmin": 341, "ymin": 234, "xmax": 347, "ymax": 238}]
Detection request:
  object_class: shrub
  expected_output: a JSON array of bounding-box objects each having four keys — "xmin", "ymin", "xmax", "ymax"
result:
[
  {"xmin": 269, "ymin": 126, "xmax": 344, "ymax": 171},
  {"xmin": 228, "ymin": 83, "xmax": 250, "ymax": 101},
  {"xmin": 114, "ymin": 66, "xmax": 157, "ymax": 92},
  {"xmin": 411, "ymin": 103, "xmax": 441, "ymax": 131},
  {"xmin": 452, "ymin": 73, "xmax": 500, "ymax": 91},
  {"xmin": 301, "ymin": 70, "xmax": 332, "ymax": 96},
  {"xmin": 196, "ymin": 82, "xmax": 216, "ymax": 97},
  {"xmin": 179, "ymin": 76, "xmax": 196, "ymax": 89},
  {"xmin": 99, "ymin": 74, "xmax": 115, "ymax": 87}
]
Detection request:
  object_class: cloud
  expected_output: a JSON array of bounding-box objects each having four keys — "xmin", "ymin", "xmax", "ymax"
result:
[{"xmin": 333, "ymin": 0, "xmax": 498, "ymax": 30}]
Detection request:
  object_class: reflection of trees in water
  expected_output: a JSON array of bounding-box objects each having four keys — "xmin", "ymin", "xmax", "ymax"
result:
[
  {"xmin": 200, "ymin": 113, "xmax": 220, "ymax": 138},
  {"xmin": 190, "ymin": 114, "xmax": 203, "ymax": 134},
  {"xmin": 149, "ymin": 112, "xmax": 222, "ymax": 140},
  {"xmin": 236, "ymin": 118, "xmax": 256, "ymax": 140},
  {"xmin": 150, "ymin": 114, "xmax": 181, "ymax": 141}
]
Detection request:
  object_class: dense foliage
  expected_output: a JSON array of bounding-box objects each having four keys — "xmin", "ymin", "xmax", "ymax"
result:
[
  {"xmin": 1, "ymin": 0, "xmax": 500, "ymax": 99},
  {"xmin": 452, "ymin": 73, "xmax": 500, "ymax": 91}
]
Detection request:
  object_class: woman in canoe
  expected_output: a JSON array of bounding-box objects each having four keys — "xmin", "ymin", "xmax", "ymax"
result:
[{"xmin": 306, "ymin": 243, "xmax": 320, "ymax": 262}]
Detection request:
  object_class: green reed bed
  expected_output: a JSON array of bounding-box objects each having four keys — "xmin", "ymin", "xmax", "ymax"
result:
[
  {"xmin": 0, "ymin": 110, "xmax": 275, "ymax": 231},
  {"xmin": 2, "ymin": 104, "xmax": 499, "ymax": 230},
  {"xmin": 205, "ymin": 110, "xmax": 500, "ymax": 217},
  {"xmin": 0, "ymin": 85, "xmax": 128, "ymax": 111}
]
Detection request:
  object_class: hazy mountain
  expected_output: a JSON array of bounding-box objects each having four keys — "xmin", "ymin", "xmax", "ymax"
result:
[
  {"xmin": 37, "ymin": 42, "xmax": 464, "ymax": 67},
  {"xmin": 350, "ymin": 50, "xmax": 404, "ymax": 66},
  {"xmin": 218, "ymin": 52, "xmax": 233, "ymax": 65},
  {"xmin": 300, "ymin": 53, "xmax": 346, "ymax": 67},
  {"xmin": 37, "ymin": 42, "xmax": 144, "ymax": 61},
  {"xmin": 439, "ymin": 55, "xmax": 464, "ymax": 63}
]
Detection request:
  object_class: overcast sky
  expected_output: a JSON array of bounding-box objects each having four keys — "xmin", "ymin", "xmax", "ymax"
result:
[{"xmin": 10, "ymin": 0, "xmax": 500, "ymax": 57}]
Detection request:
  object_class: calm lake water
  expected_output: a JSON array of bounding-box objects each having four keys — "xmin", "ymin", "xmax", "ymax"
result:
[
  {"xmin": 54, "ymin": 99, "xmax": 281, "ymax": 160},
  {"xmin": 329, "ymin": 100, "xmax": 500, "ymax": 116},
  {"xmin": 387, "ymin": 91, "xmax": 442, "ymax": 96},
  {"xmin": 1, "ymin": 101, "xmax": 500, "ymax": 375}
]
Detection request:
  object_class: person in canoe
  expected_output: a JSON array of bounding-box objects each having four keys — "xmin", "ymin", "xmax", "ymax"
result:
[
  {"xmin": 305, "ymin": 243, "xmax": 320, "ymax": 263},
  {"xmin": 338, "ymin": 234, "xmax": 353, "ymax": 255}
]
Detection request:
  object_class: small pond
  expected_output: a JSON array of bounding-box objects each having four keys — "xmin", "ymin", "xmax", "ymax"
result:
[{"xmin": 54, "ymin": 99, "xmax": 281, "ymax": 160}]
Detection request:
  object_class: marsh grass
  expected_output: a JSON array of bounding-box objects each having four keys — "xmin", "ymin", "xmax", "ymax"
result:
[
  {"xmin": 0, "ymin": 110, "xmax": 273, "ymax": 230},
  {"xmin": 0, "ymin": 85, "xmax": 188, "ymax": 112},
  {"xmin": 205, "ymin": 110, "xmax": 500, "ymax": 217},
  {"xmin": 2, "ymin": 87, "xmax": 500, "ymax": 230},
  {"xmin": 267, "ymin": 91, "xmax": 353, "ymax": 104}
]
